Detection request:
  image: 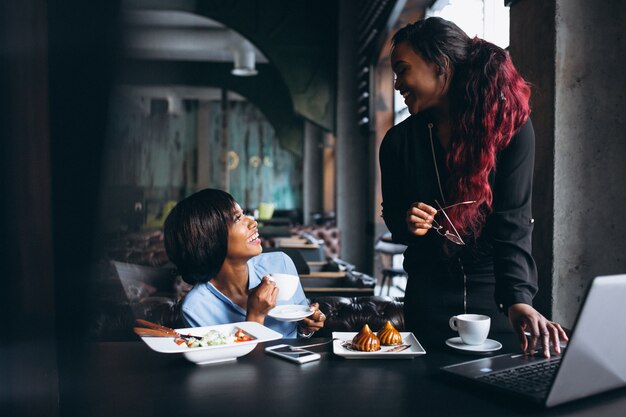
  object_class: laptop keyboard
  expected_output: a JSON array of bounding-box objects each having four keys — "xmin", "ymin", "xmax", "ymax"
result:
[{"xmin": 477, "ymin": 357, "xmax": 562, "ymax": 396}]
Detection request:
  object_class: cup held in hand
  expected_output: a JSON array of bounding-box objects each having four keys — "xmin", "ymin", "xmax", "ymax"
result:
[
  {"xmin": 267, "ymin": 273, "xmax": 299, "ymax": 301},
  {"xmin": 449, "ymin": 314, "xmax": 490, "ymax": 345}
]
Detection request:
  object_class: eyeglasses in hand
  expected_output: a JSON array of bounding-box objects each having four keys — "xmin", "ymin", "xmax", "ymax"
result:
[{"xmin": 431, "ymin": 200, "xmax": 476, "ymax": 245}]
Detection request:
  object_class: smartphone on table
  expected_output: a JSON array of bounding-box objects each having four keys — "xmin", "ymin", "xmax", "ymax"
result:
[{"xmin": 265, "ymin": 344, "xmax": 321, "ymax": 364}]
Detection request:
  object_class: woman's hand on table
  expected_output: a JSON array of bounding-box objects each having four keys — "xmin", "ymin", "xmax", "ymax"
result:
[
  {"xmin": 246, "ymin": 275, "xmax": 277, "ymax": 324},
  {"xmin": 298, "ymin": 303, "xmax": 326, "ymax": 334},
  {"xmin": 508, "ymin": 303, "xmax": 568, "ymax": 358},
  {"xmin": 406, "ymin": 202, "xmax": 437, "ymax": 236}
]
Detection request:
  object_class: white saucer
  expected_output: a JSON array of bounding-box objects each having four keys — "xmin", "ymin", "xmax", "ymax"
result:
[
  {"xmin": 268, "ymin": 304, "xmax": 314, "ymax": 322},
  {"xmin": 445, "ymin": 337, "xmax": 502, "ymax": 353}
]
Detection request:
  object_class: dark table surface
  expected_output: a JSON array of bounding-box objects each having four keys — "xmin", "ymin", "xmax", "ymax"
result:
[{"xmin": 86, "ymin": 332, "xmax": 626, "ymax": 417}]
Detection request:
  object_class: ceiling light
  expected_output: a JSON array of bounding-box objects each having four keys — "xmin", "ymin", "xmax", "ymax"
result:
[{"xmin": 231, "ymin": 40, "xmax": 258, "ymax": 76}]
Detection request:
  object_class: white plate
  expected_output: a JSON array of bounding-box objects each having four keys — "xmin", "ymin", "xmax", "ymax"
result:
[
  {"xmin": 139, "ymin": 321, "xmax": 281, "ymax": 365},
  {"xmin": 332, "ymin": 331, "xmax": 426, "ymax": 359},
  {"xmin": 445, "ymin": 337, "xmax": 502, "ymax": 353},
  {"xmin": 268, "ymin": 304, "xmax": 314, "ymax": 322}
]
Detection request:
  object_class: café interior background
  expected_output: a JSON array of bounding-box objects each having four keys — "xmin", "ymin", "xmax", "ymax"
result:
[{"xmin": 1, "ymin": 0, "xmax": 624, "ymax": 415}]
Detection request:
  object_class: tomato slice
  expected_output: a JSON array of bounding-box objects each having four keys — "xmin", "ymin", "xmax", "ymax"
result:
[{"xmin": 234, "ymin": 328, "xmax": 253, "ymax": 342}]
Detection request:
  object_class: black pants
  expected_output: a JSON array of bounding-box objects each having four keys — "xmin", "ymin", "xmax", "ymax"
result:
[{"xmin": 403, "ymin": 255, "xmax": 512, "ymax": 348}]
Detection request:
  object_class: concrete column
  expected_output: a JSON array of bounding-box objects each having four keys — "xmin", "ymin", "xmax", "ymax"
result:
[
  {"xmin": 196, "ymin": 100, "xmax": 211, "ymax": 190},
  {"xmin": 337, "ymin": 0, "xmax": 371, "ymax": 270},
  {"xmin": 511, "ymin": 0, "xmax": 626, "ymax": 328},
  {"xmin": 552, "ymin": 0, "xmax": 626, "ymax": 327},
  {"xmin": 509, "ymin": 0, "xmax": 556, "ymax": 321},
  {"xmin": 220, "ymin": 88, "xmax": 229, "ymax": 191},
  {"xmin": 303, "ymin": 120, "xmax": 324, "ymax": 225}
]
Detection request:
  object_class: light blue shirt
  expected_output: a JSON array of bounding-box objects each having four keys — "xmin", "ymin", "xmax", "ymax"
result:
[{"xmin": 181, "ymin": 251, "xmax": 308, "ymax": 338}]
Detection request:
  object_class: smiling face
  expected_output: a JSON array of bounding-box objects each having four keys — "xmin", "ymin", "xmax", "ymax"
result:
[
  {"xmin": 391, "ymin": 41, "xmax": 449, "ymax": 115},
  {"xmin": 225, "ymin": 203, "xmax": 262, "ymax": 262}
]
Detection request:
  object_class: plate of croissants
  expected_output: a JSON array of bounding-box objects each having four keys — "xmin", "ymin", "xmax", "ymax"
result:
[{"xmin": 332, "ymin": 321, "xmax": 426, "ymax": 359}]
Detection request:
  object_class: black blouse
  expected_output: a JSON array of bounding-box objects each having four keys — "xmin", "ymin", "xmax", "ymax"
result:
[{"xmin": 379, "ymin": 111, "xmax": 538, "ymax": 311}]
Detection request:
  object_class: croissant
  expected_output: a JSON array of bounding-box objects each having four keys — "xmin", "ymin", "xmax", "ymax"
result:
[
  {"xmin": 351, "ymin": 324, "xmax": 380, "ymax": 352},
  {"xmin": 377, "ymin": 321, "xmax": 402, "ymax": 346}
]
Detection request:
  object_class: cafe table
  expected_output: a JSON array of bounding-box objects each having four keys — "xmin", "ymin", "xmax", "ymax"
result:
[{"xmin": 86, "ymin": 331, "xmax": 626, "ymax": 417}]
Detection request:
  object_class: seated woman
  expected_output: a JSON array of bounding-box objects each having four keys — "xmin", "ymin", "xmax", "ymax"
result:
[{"xmin": 163, "ymin": 188, "xmax": 325, "ymax": 338}]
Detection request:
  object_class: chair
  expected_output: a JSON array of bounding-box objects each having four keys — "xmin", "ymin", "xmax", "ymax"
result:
[{"xmin": 374, "ymin": 232, "xmax": 408, "ymax": 296}]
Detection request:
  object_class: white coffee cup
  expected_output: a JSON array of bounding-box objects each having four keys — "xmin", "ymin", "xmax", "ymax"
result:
[
  {"xmin": 267, "ymin": 273, "xmax": 299, "ymax": 301},
  {"xmin": 449, "ymin": 314, "xmax": 491, "ymax": 345}
]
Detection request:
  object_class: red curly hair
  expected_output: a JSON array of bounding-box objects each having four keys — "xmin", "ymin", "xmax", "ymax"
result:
[{"xmin": 447, "ymin": 38, "xmax": 531, "ymax": 236}]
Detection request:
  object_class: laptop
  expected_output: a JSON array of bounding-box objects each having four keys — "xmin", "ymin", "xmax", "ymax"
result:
[{"xmin": 440, "ymin": 274, "xmax": 626, "ymax": 407}]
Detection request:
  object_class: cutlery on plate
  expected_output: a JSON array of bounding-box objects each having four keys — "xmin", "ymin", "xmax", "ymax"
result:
[
  {"xmin": 133, "ymin": 319, "xmax": 199, "ymax": 340},
  {"xmin": 340, "ymin": 341, "xmax": 411, "ymax": 352},
  {"xmin": 385, "ymin": 344, "xmax": 411, "ymax": 352}
]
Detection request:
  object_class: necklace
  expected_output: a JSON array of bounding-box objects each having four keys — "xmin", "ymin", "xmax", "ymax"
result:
[
  {"xmin": 427, "ymin": 123, "xmax": 447, "ymax": 206},
  {"xmin": 427, "ymin": 122, "xmax": 467, "ymax": 314}
]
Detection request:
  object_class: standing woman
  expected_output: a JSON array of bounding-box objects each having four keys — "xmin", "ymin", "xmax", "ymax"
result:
[
  {"xmin": 164, "ymin": 188, "xmax": 325, "ymax": 338},
  {"xmin": 379, "ymin": 17, "xmax": 566, "ymax": 356}
]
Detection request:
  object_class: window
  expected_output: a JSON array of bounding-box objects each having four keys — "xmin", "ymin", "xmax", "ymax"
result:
[
  {"xmin": 394, "ymin": 0, "xmax": 509, "ymax": 125},
  {"xmin": 427, "ymin": 0, "xmax": 509, "ymax": 49}
]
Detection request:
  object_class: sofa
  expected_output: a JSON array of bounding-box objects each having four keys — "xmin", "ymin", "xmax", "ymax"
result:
[
  {"xmin": 312, "ymin": 295, "xmax": 404, "ymax": 337},
  {"xmin": 91, "ymin": 260, "xmax": 403, "ymax": 340},
  {"xmin": 290, "ymin": 225, "xmax": 341, "ymax": 259}
]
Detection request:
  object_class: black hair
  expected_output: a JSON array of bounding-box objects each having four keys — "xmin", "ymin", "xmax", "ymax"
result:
[
  {"xmin": 392, "ymin": 16, "xmax": 470, "ymax": 76},
  {"xmin": 163, "ymin": 188, "xmax": 236, "ymax": 284}
]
